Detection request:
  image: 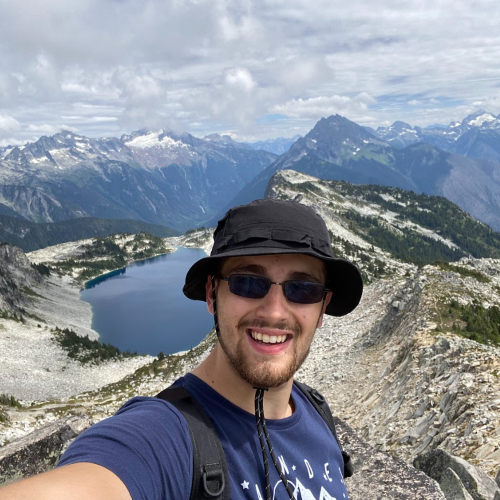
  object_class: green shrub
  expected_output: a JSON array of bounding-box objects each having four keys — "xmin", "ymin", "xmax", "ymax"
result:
[
  {"xmin": 31, "ymin": 263, "xmax": 51, "ymax": 277},
  {"xmin": 0, "ymin": 393, "xmax": 22, "ymax": 408},
  {"xmin": 447, "ymin": 300, "xmax": 500, "ymax": 346},
  {"xmin": 52, "ymin": 327, "xmax": 137, "ymax": 364}
]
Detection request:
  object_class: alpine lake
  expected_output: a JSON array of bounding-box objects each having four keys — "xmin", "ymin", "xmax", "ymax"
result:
[{"xmin": 80, "ymin": 247, "xmax": 214, "ymax": 356}]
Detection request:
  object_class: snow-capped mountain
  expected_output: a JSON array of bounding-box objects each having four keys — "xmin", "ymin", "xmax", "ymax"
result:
[
  {"xmin": 0, "ymin": 130, "xmax": 276, "ymax": 230},
  {"xmin": 374, "ymin": 110, "xmax": 500, "ymax": 160}
]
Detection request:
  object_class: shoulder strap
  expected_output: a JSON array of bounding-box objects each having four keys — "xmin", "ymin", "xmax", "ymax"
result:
[
  {"xmin": 156, "ymin": 386, "xmax": 230, "ymax": 500},
  {"xmin": 293, "ymin": 380, "xmax": 354, "ymax": 478}
]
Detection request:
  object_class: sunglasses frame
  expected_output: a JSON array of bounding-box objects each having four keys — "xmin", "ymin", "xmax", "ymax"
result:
[{"xmin": 219, "ymin": 274, "xmax": 329, "ymax": 304}]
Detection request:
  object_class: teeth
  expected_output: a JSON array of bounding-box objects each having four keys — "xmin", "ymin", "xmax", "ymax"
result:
[{"xmin": 250, "ymin": 331, "xmax": 287, "ymax": 344}]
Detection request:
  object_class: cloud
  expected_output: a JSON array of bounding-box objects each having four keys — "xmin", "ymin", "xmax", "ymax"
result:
[
  {"xmin": 272, "ymin": 93, "xmax": 377, "ymax": 120},
  {"xmin": 224, "ymin": 68, "xmax": 256, "ymax": 93},
  {"xmin": 0, "ymin": 115, "xmax": 21, "ymax": 133},
  {"xmin": 0, "ymin": 0, "xmax": 499, "ymax": 141},
  {"xmin": 27, "ymin": 123, "xmax": 76, "ymax": 135}
]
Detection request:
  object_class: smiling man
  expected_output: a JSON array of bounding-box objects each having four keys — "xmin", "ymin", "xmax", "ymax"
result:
[{"xmin": 0, "ymin": 199, "xmax": 363, "ymax": 500}]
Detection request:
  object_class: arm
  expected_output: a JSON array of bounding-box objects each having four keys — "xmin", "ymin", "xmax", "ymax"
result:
[{"xmin": 0, "ymin": 463, "xmax": 131, "ymax": 500}]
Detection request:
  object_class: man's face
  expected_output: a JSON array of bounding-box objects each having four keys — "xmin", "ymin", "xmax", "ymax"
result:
[{"xmin": 206, "ymin": 253, "xmax": 331, "ymax": 388}]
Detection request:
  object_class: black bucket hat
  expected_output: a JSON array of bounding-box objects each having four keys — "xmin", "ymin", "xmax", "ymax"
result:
[{"xmin": 183, "ymin": 199, "xmax": 363, "ymax": 316}]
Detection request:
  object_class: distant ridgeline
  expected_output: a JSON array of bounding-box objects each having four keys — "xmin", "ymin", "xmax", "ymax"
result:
[
  {"xmin": 0, "ymin": 214, "xmax": 180, "ymax": 252},
  {"xmin": 328, "ymin": 182, "xmax": 500, "ymax": 264},
  {"xmin": 266, "ymin": 170, "xmax": 500, "ymax": 283}
]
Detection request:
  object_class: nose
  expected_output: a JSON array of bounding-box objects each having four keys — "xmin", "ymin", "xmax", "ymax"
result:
[{"xmin": 254, "ymin": 282, "xmax": 290, "ymax": 321}]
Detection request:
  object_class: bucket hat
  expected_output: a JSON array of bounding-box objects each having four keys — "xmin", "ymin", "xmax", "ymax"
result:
[{"xmin": 183, "ymin": 199, "xmax": 363, "ymax": 316}]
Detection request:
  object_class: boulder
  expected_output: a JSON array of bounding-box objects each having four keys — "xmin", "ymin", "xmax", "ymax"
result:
[
  {"xmin": 336, "ymin": 418, "xmax": 446, "ymax": 499},
  {"xmin": 414, "ymin": 449, "xmax": 500, "ymax": 500},
  {"xmin": 440, "ymin": 467, "xmax": 474, "ymax": 500},
  {"xmin": 0, "ymin": 415, "xmax": 90, "ymax": 486}
]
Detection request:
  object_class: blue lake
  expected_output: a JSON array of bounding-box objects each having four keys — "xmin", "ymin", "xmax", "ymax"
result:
[{"xmin": 80, "ymin": 247, "xmax": 214, "ymax": 356}]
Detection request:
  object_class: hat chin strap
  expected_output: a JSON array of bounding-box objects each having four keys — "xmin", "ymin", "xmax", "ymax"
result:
[
  {"xmin": 210, "ymin": 275, "xmax": 296, "ymax": 500},
  {"xmin": 211, "ymin": 275, "xmax": 221, "ymax": 340}
]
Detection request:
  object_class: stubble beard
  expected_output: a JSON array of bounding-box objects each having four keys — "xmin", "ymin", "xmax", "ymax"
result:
[{"xmin": 217, "ymin": 318, "xmax": 312, "ymax": 388}]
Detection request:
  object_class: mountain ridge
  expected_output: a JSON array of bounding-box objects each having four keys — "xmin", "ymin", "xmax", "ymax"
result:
[
  {"xmin": 0, "ymin": 129, "xmax": 277, "ymax": 231},
  {"xmin": 209, "ymin": 114, "xmax": 500, "ymax": 232}
]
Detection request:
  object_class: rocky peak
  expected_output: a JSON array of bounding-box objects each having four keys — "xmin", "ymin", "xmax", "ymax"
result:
[{"xmin": 462, "ymin": 110, "xmax": 500, "ymax": 130}]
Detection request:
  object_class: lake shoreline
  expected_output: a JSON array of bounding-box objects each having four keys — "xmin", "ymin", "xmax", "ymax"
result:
[
  {"xmin": 80, "ymin": 247, "xmax": 213, "ymax": 356},
  {"xmin": 0, "ymin": 233, "xmax": 213, "ymax": 405}
]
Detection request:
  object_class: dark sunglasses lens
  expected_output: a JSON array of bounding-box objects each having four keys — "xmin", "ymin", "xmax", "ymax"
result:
[
  {"xmin": 284, "ymin": 281, "xmax": 325, "ymax": 304},
  {"xmin": 229, "ymin": 275, "xmax": 270, "ymax": 299}
]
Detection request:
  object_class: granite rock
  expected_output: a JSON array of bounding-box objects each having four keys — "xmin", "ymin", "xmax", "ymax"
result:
[
  {"xmin": 337, "ymin": 418, "xmax": 446, "ymax": 499},
  {"xmin": 414, "ymin": 449, "xmax": 500, "ymax": 500},
  {"xmin": 0, "ymin": 415, "xmax": 90, "ymax": 486}
]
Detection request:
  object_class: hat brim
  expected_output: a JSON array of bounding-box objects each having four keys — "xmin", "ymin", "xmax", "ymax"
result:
[{"xmin": 183, "ymin": 246, "xmax": 363, "ymax": 317}]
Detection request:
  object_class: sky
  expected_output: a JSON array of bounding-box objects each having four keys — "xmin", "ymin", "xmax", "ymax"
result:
[{"xmin": 1, "ymin": 0, "xmax": 500, "ymax": 146}]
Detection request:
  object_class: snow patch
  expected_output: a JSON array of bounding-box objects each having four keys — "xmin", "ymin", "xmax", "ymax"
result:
[
  {"xmin": 379, "ymin": 193, "xmax": 405, "ymax": 206},
  {"xmin": 125, "ymin": 131, "xmax": 189, "ymax": 151},
  {"xmin": 468, "ymin": 113, "xmax": 496, "ymax": 127}
]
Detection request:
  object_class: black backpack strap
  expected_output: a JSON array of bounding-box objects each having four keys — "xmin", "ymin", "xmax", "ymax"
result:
[
  {"xmin": 293, "ymin": 380, "xmax": 353, "ymax": 478},
  {"xmin": 156, "ymin": 386, "xmax": 230, "ymax": 499}
]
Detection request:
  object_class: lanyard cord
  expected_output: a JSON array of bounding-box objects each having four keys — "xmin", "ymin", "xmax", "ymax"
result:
[
  {"xmin": 255, "ymin": 388, "xmax": 272, "ymax": 500},
  {"xmin": 255, "ymin": 388, "xmax": 296, "ymax": 500},
  {"xmin": 211, "ymin": 275, "xmax": 220, "ymax": 339}
]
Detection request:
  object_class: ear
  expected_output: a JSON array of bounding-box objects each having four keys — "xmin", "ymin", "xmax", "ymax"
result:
[
  {"xmin": 316, "ymin": 290, "xmax": 332, "ymax": 328},
  {"xmin": 205, "ymin": 276, "xmax": 215, "ymax": 315}
]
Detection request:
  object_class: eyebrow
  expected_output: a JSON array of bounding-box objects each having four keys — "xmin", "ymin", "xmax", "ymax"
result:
[
  {"xmin": 224, "ymin": 264, "xmax": 267, "ymax": 275},
  {"xmin": 223, "ymin": 264, "xmax": 323, "ymax": 284}
]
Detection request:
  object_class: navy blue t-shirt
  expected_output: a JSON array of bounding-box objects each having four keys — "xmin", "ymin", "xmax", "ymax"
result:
[{"xmin": 58, "ymin": 374, "xmax": 349, "ymax": 500}]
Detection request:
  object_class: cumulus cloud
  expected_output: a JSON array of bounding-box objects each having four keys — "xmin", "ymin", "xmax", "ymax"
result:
[
  {"xmin": 224, "ymin": 68, "xmax": 256, "ymax": 93},
  {"xmin": 272, "ymin": 93, "xmax": 377, "ymax": 120},
  {"xmin": 0, "ymin": 0, "xmax": 499, "ymax": 141},
  {"xmin": 0, "ymin": 115, "xmax": 21, "ymax": 133}
]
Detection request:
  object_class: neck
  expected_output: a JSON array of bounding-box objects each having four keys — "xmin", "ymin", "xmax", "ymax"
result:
[{"xmin": 191, "ymin": 343, "xmax": 294, "ymax": 419}]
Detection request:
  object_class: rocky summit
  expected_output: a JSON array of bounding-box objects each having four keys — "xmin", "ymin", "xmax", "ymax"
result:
[{"xmin": 1, "ymin": 169, "xmax": 500, "ymax": 499}]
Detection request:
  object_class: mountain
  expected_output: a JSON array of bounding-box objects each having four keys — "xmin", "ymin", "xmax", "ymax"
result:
[
  {"xmin": 448, "ymin": 128, "xmax": 500, "ymax": 162},
  {"xmin": 0, "ymin": 215, "xmax": 180, "ymax": 252},
  {"xmin": 0, "ymin": 130, "xmax": 276, "ymax": 231},
  {"xmin": 210, "ymin": 115, "xmax": 500, "ymax": 232},
  {"xmin": 242, "ymin": 135, "xmax": 301, "ymax": 155},
  {"xmin": 374, "ymin": 110, "xmax": 500, "ymax": 159}
]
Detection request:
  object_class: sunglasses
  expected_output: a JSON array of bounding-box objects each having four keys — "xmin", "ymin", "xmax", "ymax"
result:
[{"xmin": 219, "ymin": 274, "xmax": 329, "ymax": 304}]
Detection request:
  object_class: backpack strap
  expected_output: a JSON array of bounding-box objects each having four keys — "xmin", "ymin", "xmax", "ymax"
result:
[
  {"xmin": 156, "ymin": 386, "xmax": 230, "ymax": 500},
  {"xmin": 293, "ymin": 380, "xmax": 354, "ymax": 478}
]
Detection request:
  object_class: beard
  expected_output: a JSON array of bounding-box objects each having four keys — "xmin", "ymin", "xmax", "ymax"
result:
[{"xmin": 217, "ymin": 317, "xmax": 311, "ymax": 389}]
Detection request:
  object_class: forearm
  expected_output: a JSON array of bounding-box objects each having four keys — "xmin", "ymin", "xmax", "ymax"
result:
[{"xmin": 0, "ymin": 463, "xmax": 131, "ymax": 500}]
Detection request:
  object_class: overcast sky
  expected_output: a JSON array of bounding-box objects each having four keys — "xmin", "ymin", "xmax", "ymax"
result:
[{"xmin": 1, "ymin": 0, "xmax": 499, "ymax": 146}]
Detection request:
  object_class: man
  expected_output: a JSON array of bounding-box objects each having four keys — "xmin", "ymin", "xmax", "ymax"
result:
[{"xmin": 0, "ymin": 199, "xmax": 362, "ymax": 500}]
